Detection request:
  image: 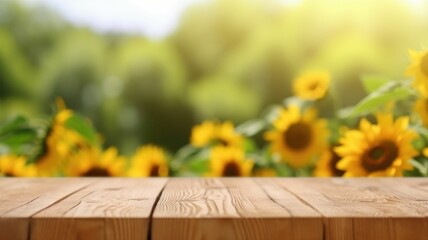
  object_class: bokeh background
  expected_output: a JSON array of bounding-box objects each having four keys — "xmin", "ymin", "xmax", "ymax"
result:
[{"xmin": 1, "ymin": 0, "xmax": 428, "ymax": 154}]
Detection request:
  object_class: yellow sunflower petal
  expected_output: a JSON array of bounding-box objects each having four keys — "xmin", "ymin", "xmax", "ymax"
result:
[
  {"xmin": 128, "ymin": 145, "xmax": 169, "ymax": 177},
  {"xmin": 265, "ymin": 105, "xmax": 329, "ymax": 168},
  {"xmin": 336, "ymin": 113, "xmax": 418, "ymax": 177},
  {"xmin": 209, "ymin": 146, "xmax": 253, "ymax": 177}
]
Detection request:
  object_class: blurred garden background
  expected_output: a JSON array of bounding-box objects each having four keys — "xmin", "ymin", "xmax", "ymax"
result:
[{"xmin": 1, "ymin": 0, "xmax": 428, "ymax": 155}]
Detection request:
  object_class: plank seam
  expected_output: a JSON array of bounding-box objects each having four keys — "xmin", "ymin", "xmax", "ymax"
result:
[
  {"xmin": 252, "ymin": 179, "xmax": 293, "ymax": 216},
  {"xmin": 147, "ymin": 178, "xmax": 168, "ymax": 240},
  {"xmin": 221, "ymin": 178, "xmax": 244, "ymax": 218},
  {"xmin": 274, "ymin": 179, "xmax": 324, "ymax": 216},
  {"xmin": 60, "ymin": 185, "xmax": 104, "ymax": 217},
  {"xmin": 274, "ymin": 179, "xmax": 329, "ymax": 240},
  {"xmin": 27, "ymin": 179, "xmax": 99, "ymax": 240},
  {"xmin": 322, "ymin": 218, "xmax": 326, "ymax": 240},
  {"xmin": 1, "ymin": 196, "xmax": 41, "ymax": 217},
  {"xmin": 28, "ymin": 179, "xmax": 99, "ymax": 218}
]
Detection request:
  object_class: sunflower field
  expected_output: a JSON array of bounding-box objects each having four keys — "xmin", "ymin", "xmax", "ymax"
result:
[
  {"xmin": 1, "ymin": 0, "xmax": 428, "ymax": 178},
  {"xmin": 2, "ymin": 49, "xmax": 428, "ymax": 178}
]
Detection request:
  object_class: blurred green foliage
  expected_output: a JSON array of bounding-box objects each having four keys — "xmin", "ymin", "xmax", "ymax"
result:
[{"xmin": 1, "ymin": 0, "xmax": 428, "ymax": 153}]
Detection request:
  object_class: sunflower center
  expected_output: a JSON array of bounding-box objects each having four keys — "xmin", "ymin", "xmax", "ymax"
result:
[
  {"xmin": 369, "ymin": 147, "xmax": 385, "ymax": 160},
  {"xmin": 150, "ymin": 165, "xmax": 160, "ymax": 177},
  {"xmin": 222, "ymin": 161, "xmax": 241, "ymax": 177},
  {"xmin": 421, "ymin": 53, "xmax": 428, "ymax": 76},
  {"xmin": 362, "ymin": 140, "xmax": 398, "ymax": 172},
  {"xmin": 2, "ymin": 172, "xmax": 15, "ymax": 177},
  {"xmin": 81, "ymin": 167, "xmax": 111, "ymax": 177},
  {"xmin": 308, "ymin": 81, "xmax": 319, "ymax": 91},
  {"xmin": 424, "ymin": 99, "xmax": 428, "ymax": 113},
  {"xmin": 284, "ymin": 122, "xmax": 312, "ymax": 150},
  {"xmin": 329, "ymin": 149, "xmax": 345, "ymax": 177},
  {"xmin": 218, "ymin": 138, "xmax": 229, "ymax": 146}
]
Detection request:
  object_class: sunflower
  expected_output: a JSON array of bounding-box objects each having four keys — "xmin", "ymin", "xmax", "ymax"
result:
[
  {"xmin": 128, "ymin": 145, "xmax": 169, "ymax": 177},
  {"xmin": 190, "ymin": 121, "xmax": 242, "ymax": 147},
  {"xmin": 208, "ymin": 146, "xmax": 253, "ymax": 177},
  {"xmin": 36, "ymin": 108, "xmax": 74, "ymax": 176},
  {"xmin": 0, "ymin": 155, "xmax": 37, "ymax": 177},
  {"xmin": 190, "ymin": 121, "xmax": 216, "ymax": 147},
  {"xmin": 265, "ymin": 105, "xmax": 328, "ymax": 168},
  {"xmin": 36, "ymin": 100, "xmax": 93, "ymax": 176},
  {"xmin": 216, "ymin": 121, "xmax": 243, "ymax": 146},
  {"xmin": 423, "ymin": 148, "xmax": 428, "ymax": 157},
  {"xmin": 254, "ymin": 168, "xmax": 277, "ymax": 177},
  {"xmin": 65, "ymin": 147, "xmax": 126, "ymax": 177},
  {"xmin": 414, "ymin": 93, "xmax": 428, "ymax": 126},
  {"xmin": 335, "ymin": 114, "xmax": 418, "ymax": 177},
  {"xmin": 293, "ymin": 71, "xmax": 331, "ymax": 100},
  {"xmin": 406, "ymin": 49, "xmax": 428, "ymax": 94},
  {"xmin": 314, "ymin": 147, "xmax": 345, "ymax": 177}
]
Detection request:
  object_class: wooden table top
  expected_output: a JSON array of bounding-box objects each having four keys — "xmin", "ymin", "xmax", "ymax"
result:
[{"xmin": 0, "ymin": 178, "xmax": 427, "ymax": 240}]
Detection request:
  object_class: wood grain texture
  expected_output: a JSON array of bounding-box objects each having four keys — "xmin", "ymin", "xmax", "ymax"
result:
[
  {"xmin": 0, "ymin": 178, "xmax": 94, "ymax": 240},
  {"xmin": 152, "ymin": 178, "xmax": 323, "ymax": 240},
  {"xmin": 255, "ymin": 178, "xmax": 323, "ymax": 239},
  {"xmin": 31, "ymin": 178, "xmax": 166, "ymax": 240},
  {"xmin": 279, "ymin": 178, "xmax": 428, "ymax": 240},
  {"xmin": 1, "ymin": 178, "xmax": 428, "ymax": 240}
]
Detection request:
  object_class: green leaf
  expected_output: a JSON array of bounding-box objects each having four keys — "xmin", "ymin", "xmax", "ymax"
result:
[
  {"xmin": 348, "ymin": 81, "xmax": 412, "ymax": 117},
  {"xmin": 0, "ymin": 128, "xmax": 37, "ymax": 145},
  {"xmin": 0, "ymin": 116, "xmax": 39, "ymax": 155},
  {"xmin": 249, "ymin": 153, "xmax": 270, "ymax": 166},
  {"xmin": 361, "ymin": 75, "xmax": 390, "ymax": 93},
  {"xmin": 0, "ymin": 116, "xmax": 28, "ymax": 136},
  {"xmin": 412, "ymin": 126, "xmax": 428, "ymax": 137},
  {"xmin": 282, "ymin": 96, "xmax": 305, "ymax": 107},
  {"xmin": 0, "ymin": 144, "xmax": 10, "ymax": 155},
  {"xmin": 351, "ymin": 89, "xmax": 409, "ymax": 117},
  {"xmin": 174, "ymin": 145, "xmax": 199, "ymax": 161},
  {"xmin": 65, "ymin": 114, "xmax": 98, "ymax": 145},
  {"xmin": 410, "ymin": 159, "xmax": 428, "ymax": 177},
  {"xmin": 262, "ymin": 105, "xmax": 282, "ymax": 123},
  {"xmin": 236, "ymin": 119, "xmax": 266, "ymax": 137},
  {"xmin": 411, "ymin": 134, "xmax": 427, "ymax": 151},
  {"xmin": 273, "ymin": 162, "xmax": 293, "ymax": 177},
  {"xmin": 187, "ymin": 158, "xmax": 209, "ymax": 173},
  {"xmin": 242, "ymin": 138, "xmax": 257, "ymax": 153}
]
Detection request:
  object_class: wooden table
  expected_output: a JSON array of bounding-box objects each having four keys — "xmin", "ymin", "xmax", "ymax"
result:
[{"xmin": 0, "ymin": 178, "xmax": 427, "ymax": 240}]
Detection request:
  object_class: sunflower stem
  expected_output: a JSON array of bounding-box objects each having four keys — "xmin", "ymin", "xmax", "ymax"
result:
[
  {"xmin": 330, "ymin": 80, "xmax": 343, "ymax": 118},
  {"xmin": 410, "ymin": 159, "xmax": 428, "ymax": 176}
]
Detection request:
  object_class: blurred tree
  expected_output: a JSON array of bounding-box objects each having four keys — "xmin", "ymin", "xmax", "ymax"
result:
[
  {"xmin": 1, "ymin": 0, "xmax": 428, "ymax": 152},
  {"xmin": 0, "ymin": 28, "xmax": 38, "ymax": 120},
  {"xmin": 273, "ymin": 0, "xmax": 428, "ymax": 106},
  {"xmin": 188, "ymin": 76, "xmax": 262, "ymax": 123},
  {"xmin": 172, "ymin": 0, "xmax": 278, "ymax": 79},
  {"xmin": 218, "ymin": 27, "xmax": 295, "ymax": 106},
  {"xmin": 112, "ymin": 39, "xmax": 193, "ymax": 151},
  {"xmin": 0, "ymin": 0, "xmax": 68, "ymax": 68},
  {"xmin": 0, "ymin": 29, "xmax": 33, "ymax": 100},
  {"xmin": 39, "ymin": 30, "xmax": 107, "ymax": 121}
]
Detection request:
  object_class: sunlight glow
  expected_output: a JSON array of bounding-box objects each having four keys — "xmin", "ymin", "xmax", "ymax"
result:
[{"xmin": 21, "ymin": 0, "xmax": 425, "ymax": 38}]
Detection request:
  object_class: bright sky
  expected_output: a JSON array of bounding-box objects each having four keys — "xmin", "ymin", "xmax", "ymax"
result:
[
  {"xmin": 22, "ymin": 0, "xmax": 424, "ymax": 39},
  {"xmin": 23, "ymin": 0, "xmax": 212, "ymax": 39}
]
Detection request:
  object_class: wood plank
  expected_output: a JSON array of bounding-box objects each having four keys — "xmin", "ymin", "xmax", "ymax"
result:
[
  {"xmin": 279, "ymin": 178, "xmax": 428, "ymax": 240},
  {"xmin": 31, "ymin": 178, "xmax": 167, "ymax": 240},
  {"xmin": 360, "ymin": 178, "xmax": 428, "ymax": 239},
  {"xmin": 255, "ymin": 178, "xmax": 323, "ymax": 239},
  {"xmin": 2, "ymin": 178, "xmax": 428, "ymax": 240},
  {"xmin": 0, "ymin": 178, "xmax": 94, "ymax": 240},
  {"xmin": 153, "ymin": 178, "xmax": 241, "ymax": 240},
  {"xmin": 152, "ymin": 178, "xmax": 323, "ymax": 240},
  {"xmin": 345, "ymin": 178, "xmax": 428, "ymax": 240}
]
